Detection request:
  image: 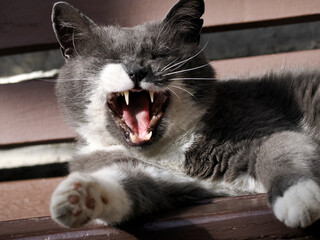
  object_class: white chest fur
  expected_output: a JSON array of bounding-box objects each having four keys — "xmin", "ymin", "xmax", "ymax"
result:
[{"xmin": 129, "ymin": 130, "xmax": 197, "ymax": 172}]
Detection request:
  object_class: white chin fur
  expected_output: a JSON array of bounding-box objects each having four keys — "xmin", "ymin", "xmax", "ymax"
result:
[{"xmin": 273, "ymin": 179, "xmax": 320, "ymax": 228}]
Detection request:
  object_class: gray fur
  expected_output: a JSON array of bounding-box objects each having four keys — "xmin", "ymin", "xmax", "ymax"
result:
[
  {"xmin": 69, "ymin": 151, "xmax": 139, "ymax": 173},
  {"xmin": 185, "ymin": 71, "xmax": 320, "ymax": 202},
  {"xmin": 71, "ymin": 151, "xmax": 216, "ymax": 224},
  {"xmin": 118, "ymin": 162, "xmax": 216, "ymax": 221},
  {"xmin": 52, "ymin": 0, "xmax": 320, "ymax": 227}
]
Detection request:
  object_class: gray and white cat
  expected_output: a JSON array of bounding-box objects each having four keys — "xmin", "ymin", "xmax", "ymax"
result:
[{"xmin": 50, "ymin": 0, "xmax": 320, "ymax": 228}]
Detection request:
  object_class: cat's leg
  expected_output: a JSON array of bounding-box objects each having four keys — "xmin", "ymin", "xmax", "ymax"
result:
[
  {"xmin": 50, "ymin": 156, "xmax": 214, "ymax": 228},
  {"xmin": 256, "ymin": 131, "xmax": 320, "ymax": 228}
]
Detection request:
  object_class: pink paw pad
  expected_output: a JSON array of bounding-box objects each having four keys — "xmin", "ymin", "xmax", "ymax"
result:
[
  {"xmin": 68, "ymin": 195, "xmax": 79, "ymax": 204},
  {"xmin": 85, "ymin": 191, "xmax": 96, "ymax": 210},
  {"xmin": 101, "ymin": 196, "xmax": 108, "ymax": 205}
]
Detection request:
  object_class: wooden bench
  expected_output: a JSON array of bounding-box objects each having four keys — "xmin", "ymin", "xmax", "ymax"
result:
[{"xmin": 1, "ymin": 0, "xmax": 320, "ymax": 238}]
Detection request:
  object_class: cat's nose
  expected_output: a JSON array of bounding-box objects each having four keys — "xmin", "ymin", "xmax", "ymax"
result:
[{"xmin": 128, "ymin": 69, "xmax": 148, "ymax": 88}]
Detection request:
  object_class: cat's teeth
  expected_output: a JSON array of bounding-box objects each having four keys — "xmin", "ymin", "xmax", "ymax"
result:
[
  {"xmin": 145, "ymin": 131, "xmax": 152, "ymax": 140},
  {"xmin": 124, "ymin": 91, "xmax": 129, "ymax": 105},
  {"xmin": 149, "ymin": 91, "xmax": 154, "ymax": 103},
  {"xmin": 130, "ymin": 132, "xmax": 138, "ymax": 143},
  {"xmin": 130, "ymin": 132, "xmax": 152, "ymax": 143}
]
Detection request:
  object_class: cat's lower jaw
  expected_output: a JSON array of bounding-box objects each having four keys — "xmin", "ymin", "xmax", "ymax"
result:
[
  {"xmin": 272, "ymin": 179, "xmax": 320, "ymax": 228},
  {"xmin": 50, "ymin": 172, "xmax": 131, "ymax": 228}
]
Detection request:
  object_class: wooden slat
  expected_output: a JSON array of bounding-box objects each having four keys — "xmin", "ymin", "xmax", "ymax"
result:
[
  {"xmin": 0, "ymin": 0, "xmax": 319, "ymax": 55},
  {"xmin": 213, "ymin": 49, "xmax": 320, "ymax": 78},
  {"xmin": 0, "ymin": 217, "xmax": 137, "ymax": 240},
  {"xmin": 203, "ymin": 0, "xmax": 320, "ymax": 32},
  {"xmin": 0, "ymin": 80, "xmax": 75, "ymax": 146},
  {"xmin": 0, "ymin": 177, "xmax": 61, "ymax": 221},
  {"xmin": 0, "ymin": 178, "xmax": 319, "ymax": 239},
  {"xmin": 1, "ymin": 50, "xmax": 319, "ymax": 146}
]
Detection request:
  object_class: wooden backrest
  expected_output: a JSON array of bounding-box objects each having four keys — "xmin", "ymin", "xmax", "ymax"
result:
[
  {"xmin": 0, "ymin": 0, "xmax": 320, "ymax": 146},
  {"xmin": 1, "ymin": 0, "xmax": 320, "ymax": 55}
]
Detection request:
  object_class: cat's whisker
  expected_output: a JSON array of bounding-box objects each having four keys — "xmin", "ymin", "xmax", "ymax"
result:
[
  {"xmin": 38, "ymin": 79, "xmax": 59, "ymax": 83},
  {"xmin": 170, "ymin": 84, "xmax": 196, "ymax": 100},
  {"xmin": 39, "ymin": 78, "xmax": 96, "ymax": 83},
  {"xmin": 168, "ymin": 77, "xmax": 217, "ymax": 81},
  {"xmin": 162, "ymin": 57, "xmax": 190, "ymax": 74},
  {"xmin": 166, "ymin": 87, "xmax": 182, "ymax": 102},
  {"xmin": 59, "ymin": 78, "xmax": 93, "ymax": 80},
  {"xmin": 163, "ymin": 63, "xmax": 210, "ymax": 77},
  {"xmin": 164, "ymin": 60, "xmax": 187, "ymax": 74},
  {"xmin": 161, "ymin": 58, "xmax": 180, "ymax": 72},
  {"xmin": 57, "ymin": 78, "xmax": 93, "ymax": 82},
  {"xmin": 162, "ymin": 40, "xmax": 209, "ymax": 73}
]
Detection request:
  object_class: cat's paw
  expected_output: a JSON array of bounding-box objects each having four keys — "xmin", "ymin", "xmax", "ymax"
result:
[
  {"xmin": 272, "ymin": 179, "xmax": 320, "ymax": 228},
  {"xmin": 50, "ymin": 173, "xmax": 108, "ymax": 228}
]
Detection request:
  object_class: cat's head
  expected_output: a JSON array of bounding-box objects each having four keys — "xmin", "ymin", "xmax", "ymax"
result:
[{"xmin": 52, "ymin": 0, "xmax": 215, "ymax": 151}]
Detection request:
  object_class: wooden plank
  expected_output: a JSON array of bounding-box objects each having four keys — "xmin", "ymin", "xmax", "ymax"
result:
[
  {"xmin": 126, "ymin": 196, "xmax": 320, "ymax": 239},
  {"xmin": 0, "ymin": 177, "xmax": 319, "ymax": 240},
  {"xmin": 1, "ymin": 0, "xmax": 319, "ymax": 55},
  {"xmin": 0, "ymin": 217, "xmax": 137, "ymax": 240},
  {"xmin": 213, "ymin": 49, "xmax": 320, "ymax": 78},
  {"xmin": 0, "ymin": 80, "xmax": 75, "ymax": 146},
  {"xmin": 203, "ymin": 0, "xmax": 320, "ymax": 32},
  {"xmin": 1, "ymin": 49, "xmax": 319, "ymax": 146},
  {"xmin": 0, "ymin": 177, "xmax": 61, "ymax": 221}
]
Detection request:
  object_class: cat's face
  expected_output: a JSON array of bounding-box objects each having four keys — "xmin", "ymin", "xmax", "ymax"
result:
[{"xmin": 53, "ymin": 0, "xmax": 215, "ymax": 151}]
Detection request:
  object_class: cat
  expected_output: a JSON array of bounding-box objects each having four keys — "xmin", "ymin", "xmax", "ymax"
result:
[{"xmin": 50, "ymin": 0, "xmax": 320, "ymax": 229}]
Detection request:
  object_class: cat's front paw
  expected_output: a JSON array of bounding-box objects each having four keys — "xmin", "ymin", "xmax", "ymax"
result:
[
  {"xmin": 50, "ymin": 173, "xmax": 108, "ymax": 228},
  {"xmin": 272, "ymin": 179, "xmax": 320, "ymax": 228}
]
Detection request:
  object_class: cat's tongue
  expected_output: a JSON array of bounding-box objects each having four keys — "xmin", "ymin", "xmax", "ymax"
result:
[{"xmin": 122, "ymin": 93, "xmax": 150, "ymax": 142}]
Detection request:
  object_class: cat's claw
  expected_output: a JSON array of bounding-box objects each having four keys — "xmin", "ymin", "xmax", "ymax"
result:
[
  {"xmin": 273, "ymin": 179, "xmax": 320, "ymax": 228},
  {"xmin": 50, "ymin": 173, "xmax": 106, "ymax": 228}
]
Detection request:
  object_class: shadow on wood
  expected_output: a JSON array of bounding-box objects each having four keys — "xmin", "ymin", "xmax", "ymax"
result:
[{"xmin": 0, "ymin": 194, "xmax": 319, "ymax": 240}]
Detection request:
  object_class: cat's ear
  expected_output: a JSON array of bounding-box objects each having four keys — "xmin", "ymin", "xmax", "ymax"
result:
[
  {"xmin": 52, "ymin": 2, "xmax": 99, "ymax": 59},
  {"xmin": 162, "ymin": 0, "xmax": 204, "ymax": 43}
]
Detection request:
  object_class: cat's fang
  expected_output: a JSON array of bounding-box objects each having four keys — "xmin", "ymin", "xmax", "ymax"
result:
[
  {"xmin": 129, "ymin": 133, "xmax": 138, "ymax": 143},
  {"xmin": 130, "ymin": 131, "xmax": 153, "ymax": 143},
  {"xmin": 124, "ymin": 91, "xmax": 129, "ymax": 105},
  {"xmin": 149, "ymin": 91, "xmax": 154, "ymax": 103},
  {"xmin": 145, "ymin": 131, "xmax": 152, "ymax": 140}
]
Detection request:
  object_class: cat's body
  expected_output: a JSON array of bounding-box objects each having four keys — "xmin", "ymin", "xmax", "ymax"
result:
[{"xmin": 50, "ymin": 0, "xmax": 320, "ymax": 229}]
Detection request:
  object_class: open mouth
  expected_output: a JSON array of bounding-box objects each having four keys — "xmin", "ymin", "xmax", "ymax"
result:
[{"xmin": 107, "ymin": 89, "xmax": 170, "ymax": 146}]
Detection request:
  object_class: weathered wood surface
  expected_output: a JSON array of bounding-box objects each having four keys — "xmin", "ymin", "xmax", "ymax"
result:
[
  {"xmin": 0, "ymin": 80, "xmax": 75, "ymax": 146},
  {"xmin": 1, "ymin": 49, "xmax": 319, "ymax": 146},
  {"xmin": 213, "ymin": 49, "xmax": 320, "ymax": 78},
  {"xmin": 0, "ymin": 177, "xmax": 62, "ymax": 221},
  {"xmin": 1, "ymin": 0, "xmax": 319, "ymax": 55},
  {"xmin": 0, "ymin": 217, "xmax": 138, "ymax": 240},
  {"xmin": 0, "ymin": 178, "xmax": 319, "ymax": 240}
]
